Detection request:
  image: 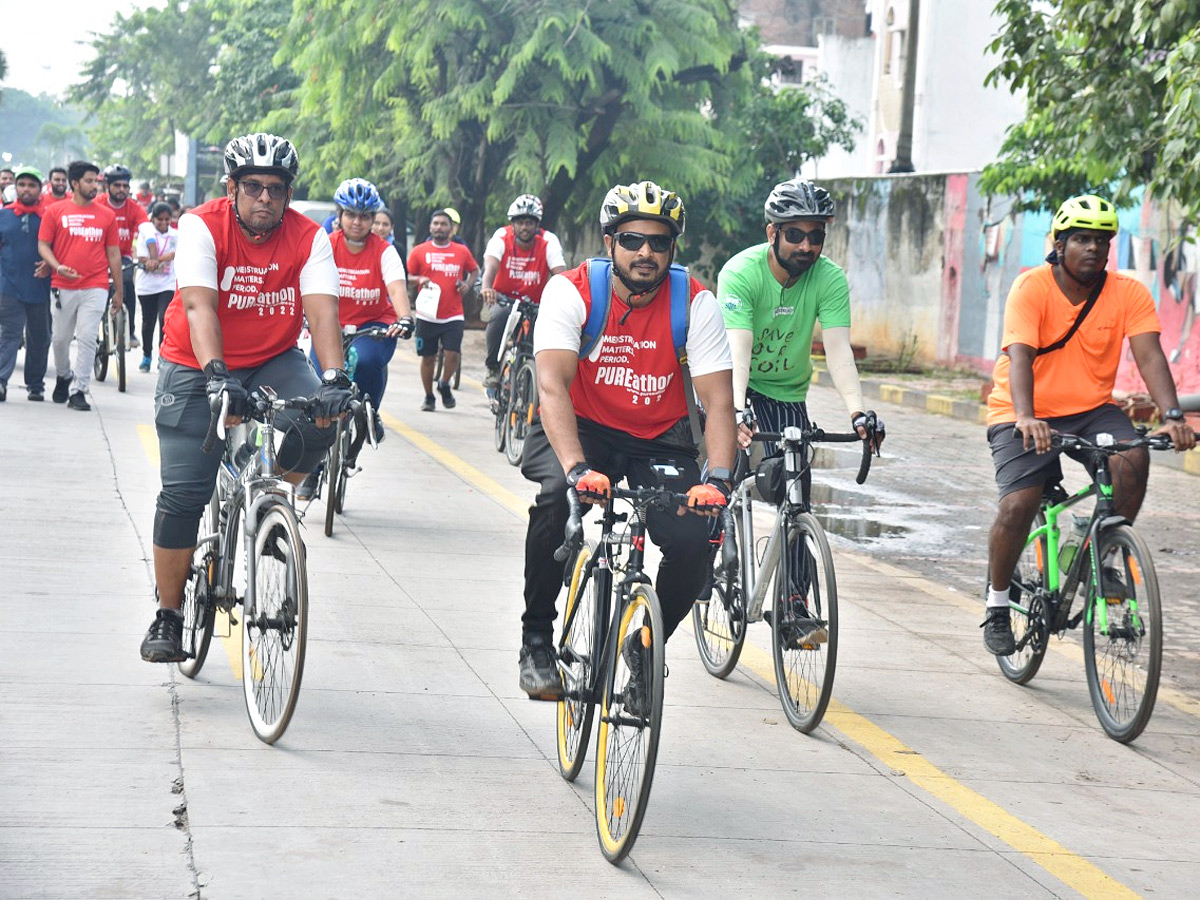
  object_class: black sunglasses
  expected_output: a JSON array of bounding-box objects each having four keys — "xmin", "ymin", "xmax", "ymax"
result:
[
  {"xmin": 781, "ymin": 226, "xmax": 826, "ymax": 245},
  {"xmin": 240, "ymin": 179, "xmax": 288, "ymax": 201},
  {"xmin": 615, "ymin": 231, "xmax": 674, "ymax": 253}
]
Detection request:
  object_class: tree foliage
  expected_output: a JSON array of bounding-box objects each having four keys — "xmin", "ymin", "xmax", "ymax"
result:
[{"xmin": 983, "ymin": 0, "xmax": 1200, "ymax": 215}]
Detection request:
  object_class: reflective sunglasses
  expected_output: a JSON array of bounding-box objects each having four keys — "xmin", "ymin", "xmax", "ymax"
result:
[
  {"xmin": 240, "ymin": 179, "xmax": 288, "ymax": 201},
  {"xmin": 781, "ymin": 226, "xmax": 826, "ymax": 245},
  {"xmin": 615, "ymin": 231, "xmax": 674, "ymax": 253}
]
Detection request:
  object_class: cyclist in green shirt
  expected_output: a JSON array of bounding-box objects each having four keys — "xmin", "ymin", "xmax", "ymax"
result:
[{"xmin": 716, "ymin": 178, "xmax": 883, "ymax": 643}]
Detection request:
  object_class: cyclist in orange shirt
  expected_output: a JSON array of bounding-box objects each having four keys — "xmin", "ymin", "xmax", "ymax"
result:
[{"xmin": 981, "ymin": 195, "xmax": 1195, "ymax": 656}]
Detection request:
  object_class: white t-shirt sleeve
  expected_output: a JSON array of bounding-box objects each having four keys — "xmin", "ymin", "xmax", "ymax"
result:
[
  {"xmin": 533, "ymin": 274, "xmax": 586, "ymax": 355},
  {"xmin": 684, "ymin": 288, "xmax": 733, "ymax": 377},
  {"xmin": 299, "ymin": 228, "xmax": 340, "ymax": 297},
  {"xmin": 544, "ymin": 231, "xmax": 566, "ymax": 269},
  {"xmin": 483, "ymin": 228, "xmax": 507, "ymax": 263},
  {"xmin": 380, "ymin": 243, "xmax": 407, "ymax": 286},
  {"xmin": 134, "ymin": 221, "xmax": 155, "ymax": 257},
  {"xmin": 173, "ymin": 213, "xmax": 219, "ymax": 290}
]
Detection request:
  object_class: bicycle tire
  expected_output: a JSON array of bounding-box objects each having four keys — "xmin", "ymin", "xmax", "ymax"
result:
[
  {"xmin": 492, "ymin": 364, "xmax": 508, "ymax": 454},
  {"xmin": 595, "ymin": 584, "xmax": 664, "ymax": 864},
  {"xmin": 1083, "ymin": 524, "xmax": 1162, "ymax": 743},
  {"xmin": 557, "ymin": 541, "xmax": 601, "ymax": 782},
  {"xmin": 333, "ymin": 416, "xmax": 352, "ymax": 515},
  {"xmin": 997, "ymin": 512, "xmax": 1050, "ymax": 685},
  {"xmin": 324, "ymin": 420, "xmax": 342, "ymax": 538},
  {"xmin": 504, "ymin": 357, "xmax": 537, "ymax": 467},
  {"xmin": 692, "ymin": 503, "xmax": 747, "ymax": 679},
  {"xmin": 769, "ymin": 513, "xmax": 838, "ymax": 733},
  {"xmin": 178, "ymin": 494, "xmax": 219, "ymax": 679},
  {"xmin": 243, "ymin": 501, "xmax": 308, "ymax": 744},
  {"xmin": 115, "ymin": 310, "xmax": 127, "ymax": 393},
  {"xmin": 94, "ymin": 312, "xmax": 110, "ymax": 382}
]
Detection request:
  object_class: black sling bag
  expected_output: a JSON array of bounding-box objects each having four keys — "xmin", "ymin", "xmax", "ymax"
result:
[{"xmin": 1036, "ymin": 271, "xmax": 1107, "ymax": 356}]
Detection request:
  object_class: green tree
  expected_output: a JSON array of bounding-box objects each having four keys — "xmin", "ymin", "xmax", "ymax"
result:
[
  {"xmin": 278, "ymin": 0, "xmax": 757, "ymax": 254},
  {"xmin": 983, "ymin": 0, "xmax": 1200, "ymax": 214}
]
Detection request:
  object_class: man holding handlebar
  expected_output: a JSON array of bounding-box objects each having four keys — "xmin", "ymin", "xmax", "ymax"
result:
[{"xmin": 140, "ymin": 133, "xmax": 353, "ymax": 664}]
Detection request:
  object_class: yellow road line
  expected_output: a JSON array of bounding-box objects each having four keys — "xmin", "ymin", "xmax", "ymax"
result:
[
  {"xmin": 137, "ymin": 424, "xmax": 160, "ymax": 467},
  {"xmin": 384, "ymin": 415, "xmax": 1140, "ymax": 898}
]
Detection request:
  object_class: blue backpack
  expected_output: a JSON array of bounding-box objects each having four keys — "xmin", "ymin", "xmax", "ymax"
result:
[{"xmin": 580, "ymin": 257, "xmax": 702, "ymax": 442}]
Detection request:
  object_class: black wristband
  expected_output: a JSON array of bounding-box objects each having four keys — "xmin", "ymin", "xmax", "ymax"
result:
[
  {"xmin": 203, "ymin": 360, "xmax": 229, "ymax": 379},
  {"xmin": 565, "ymin": 462, "xmax": 591, "ymax": 486}
]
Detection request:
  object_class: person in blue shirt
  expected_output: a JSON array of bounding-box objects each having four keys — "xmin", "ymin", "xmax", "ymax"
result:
[{"xmin": 0, "ymin": 166, "xmax": 54, "ymax": 402}]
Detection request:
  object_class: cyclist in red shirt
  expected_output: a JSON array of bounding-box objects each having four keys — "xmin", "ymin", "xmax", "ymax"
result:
[
  {"xmin": 516, "ymin": 180, "xmax": 737, "ymax": 700},
  {"xmin": 479, "ymin": 194, "xmax": 567, "ymax": 389},
  {"xmin": 139, "ymin": 132, "xmax": 353, "ymax": 663},
  {"xmin": 97, "ymin": 164, "xmax": 149, "ymax": 348}
]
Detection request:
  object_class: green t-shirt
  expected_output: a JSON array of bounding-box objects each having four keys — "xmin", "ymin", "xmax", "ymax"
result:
[{"xmin": 717, "ymin": 245, "xmax": 851, "ymax": 402}]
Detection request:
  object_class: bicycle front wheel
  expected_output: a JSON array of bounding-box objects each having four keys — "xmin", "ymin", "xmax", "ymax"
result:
[
  {"xmin": 333, "ymin": 417, "xmax": 352, "ymax": 515},
  {"xmin": 492, "ymin": 365, "xmax": 508, "ymax": 453},
  {"xmin": 557, "ymin": 541, "xmax": 601, "ymax": 782},
  {"xmin": 692, "ymin": 504, "xmax": 747, "ymax": 679},
  {"xmin": 323, "ymin": 421, "xmax": 342, "ymax": 537},
  {"xmin": 769, "ymin": 513, "xmax": 838, "ymax": 733},
  {"xmin": 94, "ymin": 312, "xmax": 110, "ymax": 382},
  {"xmin": 178, "ymin": 494, "xmax": 219, "ymax": 679},
  {"xmin": 595, "ymin": 584, "xmax": 664, "ymax": 864},
  {"xmin": 114, "ymin": 310, "xmax": 127, "ymax": 393},
  {"xmin": 1083, "ymin": 524, "xmax": 1162, "ymax": 743},
  {"xmin": 504, "ymin": 358, "xmax": 537, "ymax": 467},
  {"xmin": 243, "ymin": 501, "xmax": 309, "ymax": 744},
  {"xmin": 997, "ymin": 512, "xmax": 1050, "ymax": 684}
]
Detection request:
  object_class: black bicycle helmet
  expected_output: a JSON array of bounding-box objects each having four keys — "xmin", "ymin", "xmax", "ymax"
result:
[
  {"xmin": 764, "ymin": 178, "xmax": 834, "ymax": 223},
  {"xmin": 103, "ymin": 164, "xmax": 133, "ymax": 184}
]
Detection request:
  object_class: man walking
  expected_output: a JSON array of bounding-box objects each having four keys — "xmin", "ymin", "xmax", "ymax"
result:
[
  {"xmin": 37, "ymin": 160, "xmax": 123, "ymax": 411},
  {"xmin": 0, "ymin": 167, "xmax": 53, "ymax": 401}
]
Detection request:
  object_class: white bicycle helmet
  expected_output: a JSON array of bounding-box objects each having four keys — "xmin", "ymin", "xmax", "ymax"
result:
[
  {"xmin": 223, "ymin": 133, "xmax": 300, "ymax": 183},
  {"xmin": 507, "ymin": 194, "xmax": 544, "ymax": 221}
]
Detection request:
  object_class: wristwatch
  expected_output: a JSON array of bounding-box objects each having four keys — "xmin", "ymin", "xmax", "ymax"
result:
[
  {"xmin": 707, "ymin": 466, "xmax": 733, "ymax": 484},
  {"xmin": 321, "ymin": 367, "xmax": 350, "ymax": 386},
  {"xmin": 1163, "ymin": 407, "xmax": 1185, "ymax": 421}
]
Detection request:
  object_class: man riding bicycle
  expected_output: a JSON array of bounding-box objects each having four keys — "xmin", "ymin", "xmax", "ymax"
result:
[
  {"xmin": 480, "ymin": 194, "xmax": 567, "ymax": 389},
  {"xmin": 297, "ymin": 177, "xmax": 414, "ymax": 498},
  {"xmin": 717, "ymin": 178, "xmax": 883, "ymax": 644},
  {"xmin": 981, "ymin": 194, "xmax": 1195, "ymax": 656},
  {"xmin": 140, "ymin": 132, "xmax": 353, "ymax": 663},
  {"xmin": 98, "ymin": 164, "xmax": 149, "ymax": 348},
  {"xmin": 517, "ymin": 180, "xmax": 737, "ymax": 700}
]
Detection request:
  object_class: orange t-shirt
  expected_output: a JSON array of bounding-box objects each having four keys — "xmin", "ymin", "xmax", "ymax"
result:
[{"xmin": 987, "ymin": 265, "xmax": 1160, "ymax": 425}]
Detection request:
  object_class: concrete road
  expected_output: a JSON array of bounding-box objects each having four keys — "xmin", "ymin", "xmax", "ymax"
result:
[{"xmin": 2, "ymin": 336, "xmax": 1199, "ymax": 898}]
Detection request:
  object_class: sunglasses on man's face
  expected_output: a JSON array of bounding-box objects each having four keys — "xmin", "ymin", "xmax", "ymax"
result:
[
  {"xmin": 780, "ymin": 226, "xmax": 826, "ymax": 245},
  {"xmin": 615, "ymin": 231, "xmax": 674, "ymax": 254},
  {"xmin": 240, "ymin": 179, "xmax": 288, "ymax": 201}
]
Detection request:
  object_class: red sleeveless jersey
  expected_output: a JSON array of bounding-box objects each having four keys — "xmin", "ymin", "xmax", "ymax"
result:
[
  {"xmin": 160, "ymin": 198, "xmax": 324, "ymax": 370},
  {"xmin": 564, "ymin": 263, "xmax": 704, "ymax": 439},
  {"xmin": 331, "ymin": 231, "xmax": 396, "ymax": 327},
  {"xmin": 492, "ymin": 225, "xmax": 553, "ymax": 302},
  {"xmin": 97, "ymin": 193, "xmax": 148, "ymax": 258}
]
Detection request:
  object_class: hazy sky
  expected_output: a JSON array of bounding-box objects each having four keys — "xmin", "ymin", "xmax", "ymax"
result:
[{"xmin": 2, "ymin": 0, "xmax": 164, "ymax": 98}]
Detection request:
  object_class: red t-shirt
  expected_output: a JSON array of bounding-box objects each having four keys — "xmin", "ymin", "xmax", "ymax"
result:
[
  {"xmin": 407, "ymin": 239, "xmax": 478, "ymax": 321},
  {"xmin": 160, "ymin": 198, "xmax": 329, "ymax": 370},
  {"xmin": 492, "ymin": 225, "xmax": 553, "ymax": 302},
  {"xmin": 97, "ymin": 194, "xmax": 150, "ymax": 258},
  {"xmin": 332, "ymin": 231, "xmax": 399, "ymax": 327},
  {"xmin": 564, "ymin": 263, "xmax": 704, "ymax": 439},
  {"xmin": 38, "ymin": 200, "xmax": 120, "ymax": 290}
]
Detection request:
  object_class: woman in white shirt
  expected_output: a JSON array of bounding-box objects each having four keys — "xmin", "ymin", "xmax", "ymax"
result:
[{"xmin": 134, "ymin": 202, "xmax": 178, "ymax": 371}]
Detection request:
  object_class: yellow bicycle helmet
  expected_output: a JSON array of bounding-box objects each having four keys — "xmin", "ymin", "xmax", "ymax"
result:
[
  {"xmin": 599, "ymin": 180, "xmax": 686, "ymax": 235},
  {"xmin": 1052, "ymin": 195, "xmax": 1118, "ymax": 237}
]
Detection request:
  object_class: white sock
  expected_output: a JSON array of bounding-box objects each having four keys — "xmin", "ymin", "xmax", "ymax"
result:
[{"xmin": 986, "ymin": 585, "xmax": 1010, "ymax": 609}]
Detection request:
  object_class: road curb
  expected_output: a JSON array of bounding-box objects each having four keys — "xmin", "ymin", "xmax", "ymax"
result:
[{"xmin": 812, "ymin": 369, "xmax": 1200, "ymax": 476}]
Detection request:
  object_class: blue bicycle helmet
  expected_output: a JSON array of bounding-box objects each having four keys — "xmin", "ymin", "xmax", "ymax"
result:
[{"xmin": 334, "ymin": 178, "xmax": 383, "ymax": 214}]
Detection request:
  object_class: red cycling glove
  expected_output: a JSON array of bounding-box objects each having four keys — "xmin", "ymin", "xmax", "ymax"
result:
[{"xmin": 685, "ymin": 482, "xmax": 727, "ymax": 511}]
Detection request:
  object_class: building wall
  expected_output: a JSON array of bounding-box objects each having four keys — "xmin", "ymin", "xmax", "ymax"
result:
[
  {"xmin": 822, "ymin": 173, "xmax": 1200, "ymax": 396},
  {"xmin": 738, "ymin": 0, "xmax": 867, "ymax": 46}
]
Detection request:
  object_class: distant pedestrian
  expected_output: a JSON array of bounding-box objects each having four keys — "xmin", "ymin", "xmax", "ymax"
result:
[
  {"xmin": 43, "ymin": 167, "xmax": 72, "ymax": 204},
  {"xmin": 133, "ymin": 202, "xmax": 178, "ymax": 372},
  {"xmin": 0, "ymin": 167, "xmax": 53, "ymax": 402}
]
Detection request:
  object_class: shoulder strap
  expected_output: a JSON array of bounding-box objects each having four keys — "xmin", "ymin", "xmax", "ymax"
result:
[
  {"xmin": 1037, "ymin": 271, "xmax": 1107, "ymax": 357},
  {"xmin": 580, "ymin": 257, "xmax": 612, "ymax": 360},
  {"xmin": 669, "ymin": 263, "xmax": 704, "ymax": 444}
]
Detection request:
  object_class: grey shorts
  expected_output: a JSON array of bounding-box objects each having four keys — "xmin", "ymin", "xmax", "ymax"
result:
[{"xmin": 987, "ymin": 403, "xmax": 1139, "ymax": 498}]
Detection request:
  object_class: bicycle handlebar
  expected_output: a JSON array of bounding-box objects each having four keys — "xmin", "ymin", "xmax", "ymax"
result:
[
  {"xmin": 200, "ymin": 388, "xmax": 346, "ymax": 454},
  {"xmin": 1050, "ymin": 430, "xmax": 1199, "ymax": 454},
  {"xmin": 752, "ymin": 427, "xmax": 873, "ymax": 485},
  {"xmin": 552, "ymin": 483, "xmax": 714, "ymax": 564}
]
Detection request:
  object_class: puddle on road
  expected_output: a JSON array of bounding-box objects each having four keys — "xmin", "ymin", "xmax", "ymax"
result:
[{"xmin": 808, "ymin": 482, "xmax": 911, "ymax": 542}]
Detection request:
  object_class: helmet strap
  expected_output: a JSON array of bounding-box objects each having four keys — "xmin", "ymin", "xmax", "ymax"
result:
[
  {"xmin": 232, "ymin": 194, "xmax": 285, "ymax": 241},
  {"xmin": 607, "ymin": 241, "xmax": 674, "ymax": 303}
]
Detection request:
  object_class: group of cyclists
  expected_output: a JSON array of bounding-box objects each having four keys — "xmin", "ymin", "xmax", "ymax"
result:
[{"xmin": 131, "ymin": 132, "xmax": 1193, "ymax": 729}]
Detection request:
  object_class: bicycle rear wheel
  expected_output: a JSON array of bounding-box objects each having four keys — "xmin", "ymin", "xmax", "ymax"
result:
[
  {"xmin": 243, "ymin": 501, "xmax": 308, "ymax": 744},
  {"xmin": 178, "ymin": 494, "xmax": 219, "ymax": 679},
  {"xmin": 692, "ymin": 504, "xmax": 746, "ymax": 678},
  {"xmin": 504, "ymin": 358, "xmax": 537, "ymax": 467},
  {"xmin": 94, "ymin": 311, "xmax": 110, "ymax": 382},
  {"xmin": 557, "ymin": 541, "xmax": 601, "ymax": 782},
  {"xmin": 114, "ymin": 309, "xmax": 127, "ymax": 392},
  {"xmin": 1083, "ymin": 524, "xmax": 1162, "ymax": 743},
  {"xmin": 769, "ymin": 513, "xmax": 838, "ymax": 733},
  {"xmin": 997, "ymin": 512, "xmax": 1050, "ymax": 684},
  {"xmin": 323, "ymin": 420, "xmax": 342, "ymax": 537},
  {"xmin": 595, "ymin": 585, "xmax": 664, "ymax": 864}
]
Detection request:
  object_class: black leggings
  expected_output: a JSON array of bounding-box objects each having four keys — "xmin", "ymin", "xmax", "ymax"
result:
[{"xmin": 138, "ymin": 290, "xmax": 174, "ymax": 355}]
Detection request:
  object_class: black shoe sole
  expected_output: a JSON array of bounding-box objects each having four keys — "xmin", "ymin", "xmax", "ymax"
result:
[{"xmin": 141, "ymin": 647, "xmax": 187, "ymax": 663}]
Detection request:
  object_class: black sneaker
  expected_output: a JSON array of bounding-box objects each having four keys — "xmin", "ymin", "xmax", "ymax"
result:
[
  {"xmin": 260, "ymin": 523, "xmax": 291, "ymax": 563},
  {"xmin": 1100, "ymin": 566, "xmax": 1130, "ymax": 602},
  {"xmin": 67, "ymin": 392, "xmax": 91, "ymax": 411},
  {"xmin": 141, "ymin": 608, "xmax": 186, "ymax": 663},
  {"xmin": 620, "ymin": 630, "xmax": 652, "ymax": 718},
  {"xmin": 438, "ymin": 381, "xmax": 456, "ymax": 409},
  {"xmin": 981, "ymin": 606, "xmax": 1016, "ymax": 656},
  {"xmin": 421, "ymin": 394, "xmax": 436, "ymax": 412},
  {"xmin": 295, "ymin": 468, "xmax": 320, "ymax": 502},
  {"xmin": 0, "ymin": 383, "xmax": 6, "ymax": 402},
  {"xmin": 765, "ymin": 596, "xmax": 828, "ymax": 649},
  {"xmin": 371, "ymin": 412, "xmax": 386, "ymax": 444},
  {"xmin": 518, "ymin": 635, "xmax": 562, "ymax": 700},
  {"xmin": 483, "ymin": 368, "xmax": 500, "ymax": 390},
  {"xmin": 52, "ymin": 375, "xmax": 72, "ymax": 404},
  {"xmin": 27, "ymin": 388, "xmax": 44, "ymax": 402}
]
